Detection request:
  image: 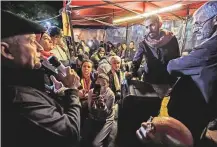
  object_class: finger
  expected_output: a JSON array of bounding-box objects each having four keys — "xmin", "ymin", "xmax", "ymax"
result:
[
  {"xmin": 50, "ymin": 75, "xmax": 59, "ymax": 84},
  {"xmin": 140, "ymin": 126, "xmax": 148, "ymax": 138},
  {"xmin": 136, "ymin": 130, "xmax": 143, "ymax": 140},
  {"xmin": 57, "ymin": 71, "xmax": 65, "ymax": 81},
  {"xmin": 146, "ymin": 130, "xmax": 155, "ymax": 140},
  {"xmin": 141, "ymin": 122, "xmax": 148, "ymax": 128},
  {"xmin": 65, "ymin": 66, "xmax": 71, "ymax": 75}
]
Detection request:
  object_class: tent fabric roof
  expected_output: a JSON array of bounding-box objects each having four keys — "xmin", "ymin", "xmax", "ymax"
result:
[{"xmin": 64, "ymin": 0, "xmax": 206, "ymax": 26}]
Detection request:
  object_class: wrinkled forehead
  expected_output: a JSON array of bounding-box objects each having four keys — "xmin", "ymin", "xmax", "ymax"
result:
[
  {"xmin": 193, "ymin": 2, "xmax": 217, "ymax": 23},
  {"xmin": 18, "ymin": 34, "xmax": 36, "ymax": 41}
]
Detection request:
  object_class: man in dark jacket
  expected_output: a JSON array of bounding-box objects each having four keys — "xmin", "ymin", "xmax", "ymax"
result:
[
  {"xmin": 131, "ymin": 14, "xmax": 180, "ymax": 98},
  {"xmin": 167, "ymin": 1, "xmax": 217, "ymax": 146},
  {"xmin": 124, "ymin": 41, "xmax": 136, "ymax": 62},
  {"xmin": 1, "ymin": 10, "xmax": 81, "ymax": 147}
]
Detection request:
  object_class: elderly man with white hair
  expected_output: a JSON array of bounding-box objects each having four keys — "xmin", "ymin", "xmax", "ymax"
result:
[
  {"xmin": 107, "ymin": 56, "xmax": 125, "ymax": 101},
  {"xmin": 137, "ymin": 1, "xmax": 217, "ymax": 147}
]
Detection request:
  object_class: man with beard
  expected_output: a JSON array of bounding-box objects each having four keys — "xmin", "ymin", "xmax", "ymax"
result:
[
  {"xmin": 166, "ymin": 1, "xmax": 217, "ymax": 146},
  {"xmin": 130, "ymin": 14, "xmax": 180, "ymax": 98},
  {"xmin": 137, "ymin": 2, "xmax": 217, "ymax": 147},
  {"xmin": 1, "ymin": 10, "xmax": 81, "ymax": 147}
]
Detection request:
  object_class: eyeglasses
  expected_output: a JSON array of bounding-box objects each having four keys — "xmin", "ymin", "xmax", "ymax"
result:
[{"xmin": 193, "ymin": 15, "xmax": 215, "ymax": 31}]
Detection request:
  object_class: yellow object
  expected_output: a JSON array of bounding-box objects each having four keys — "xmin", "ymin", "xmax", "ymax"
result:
[
  {"xmin": 159, "ymin": 96, "xmax": 170, "ymax": 117},
  {"xmin": 62, "ymin": 8, "xmax": 71, "ymax": 37},
  {"xmin": 113, "ymin": 4, "xmax": 182, "ymax": 24}
]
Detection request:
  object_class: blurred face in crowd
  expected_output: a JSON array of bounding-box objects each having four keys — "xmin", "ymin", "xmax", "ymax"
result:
[
  {"xmin": 78, "ymin": 48, "xmax": 83, "ymax": 54},
  {"xmin": 81, "ymin": 40, "xmax": 86, "ymax": 46},
  {"xmin": 1, "ymin": 34, "xmax": 43, "ymax": 69},
  {"xmin": 122, "ymin": 43, "xmax": 127, "ymax": 50},
  {"xmin": 98, "ymin": 48, "xmax": 105, "ymax": 58},
  {"xmin": 82, "ymin": 61, "xmax": 93, "ymax": 77},
  {"xmin": 52, "ymin": 31, "xmax": 64, "ymax": 46},
  {"xmin": 117, "ymin": 44, "xmax": 122, "ymax": 50},
  {"xmin": 111, "ymin": 58, "xmax": 121, "ymax": 71},
  {"xmin": 144, "ymin": 17, "xmax": 161, "ymax": 39},
  {"xmin": 129, "ymin": 42, "xmax": 134, "ymax": 49},
  {"xmin": 39, "ymin": 33, "xmax": 53, "ymax": 51},
  {"xmin": 96, "ymin": 77, "xmax": 109, "ymax": 88},
  {"xmin": 193, "ymin": 10, "xmax": 217, "ymax": 46}
]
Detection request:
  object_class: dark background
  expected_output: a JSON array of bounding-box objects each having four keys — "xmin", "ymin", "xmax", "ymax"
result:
[{"xmin": 1, "ymin": 1, "xmax": 63, "ymax": 28}]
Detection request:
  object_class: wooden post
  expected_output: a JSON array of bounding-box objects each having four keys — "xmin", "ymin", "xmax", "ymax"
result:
[{"xmin": 66, "ymin": 5, "xmax": 77, "ymax": 57}]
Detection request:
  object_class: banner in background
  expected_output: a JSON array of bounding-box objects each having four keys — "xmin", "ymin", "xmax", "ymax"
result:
[{"xmin": 62, "ymin": 8, "xmax": 72, "ymax": 37}]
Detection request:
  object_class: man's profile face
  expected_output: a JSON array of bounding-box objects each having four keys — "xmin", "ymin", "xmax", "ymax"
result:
[
  {"xmin": 39, "ymin": 33, "xmax": 53, "ymax": 51},
  {"xmin": 193, "ymin": 11, "xmax": 215, "ymax": 45},
  {"xmin": 144, "ymin": 18, "xmax": 160, "ymax": 39},
  {"xmin": 12, "ymin": 34, "xmax": 43, "ymax": 69}
]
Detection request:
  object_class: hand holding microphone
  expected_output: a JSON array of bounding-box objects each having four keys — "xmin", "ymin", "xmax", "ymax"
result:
[
  {"xmin": 48, "ymin": 56, "xmax": 81, "ymax": 89},
  {"xmin": 50, "ymin": 75, "xmax": 65, "ymax": 94}
]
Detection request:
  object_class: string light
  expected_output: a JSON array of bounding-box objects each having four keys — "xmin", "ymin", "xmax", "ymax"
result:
[
  {"xmin": 113, "ymin": 4, "xmax": 183, "ymax": 24},
  {"xmin": 35, "ymin": 14, "xmax": 61, "ymax": 23},
  {"xmin": 35, "ymin": 0, "xmax": 71, "ymax": 23}
]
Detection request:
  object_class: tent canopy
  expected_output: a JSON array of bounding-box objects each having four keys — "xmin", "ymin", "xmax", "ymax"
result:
[{"xmin": 64, "ymin": 0, "xmax": 206, "ymax": 26}]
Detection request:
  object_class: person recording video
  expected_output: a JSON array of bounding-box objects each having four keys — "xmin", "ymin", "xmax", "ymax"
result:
[{"xmin": 81, "ymin": 73, "xmax": 116, "ymax": 147}]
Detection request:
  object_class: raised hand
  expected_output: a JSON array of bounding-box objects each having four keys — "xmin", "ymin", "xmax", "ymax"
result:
[
  {"xmin": 50, "ymin": 75, "xmax": 64, "ymax": 93},
  {"xmin": 57, "ymin": 66, "xmax": 81, "ymax": 89}
]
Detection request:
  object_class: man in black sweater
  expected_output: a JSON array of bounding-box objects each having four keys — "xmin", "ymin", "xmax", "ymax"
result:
[{"xmin": 130, "ymin": 14, "xmax": 180, "ymax": 98}]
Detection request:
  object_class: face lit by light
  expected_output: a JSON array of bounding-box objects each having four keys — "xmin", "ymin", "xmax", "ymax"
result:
[
  {"xmin": 144, "ymin": 18, "xmax": 160, "ymax": 39},
  {"xmin": 11, "ymin": 34, "xmax": 44, "ymax": 69},
  {"xmin": 192, "ymin": 10, "xmax": 215, "ymax": 46},
  {"xmin": 111, "ymin": 58, "xmax": 121, "ymax": 71},
  {"xmin": 82, "ymin": 61, "xmax": 92, "ymax": 77}
]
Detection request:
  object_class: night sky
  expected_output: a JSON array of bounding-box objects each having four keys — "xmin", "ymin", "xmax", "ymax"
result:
[
  {"xmin": 1, "ymin": 1, "xmax": 64, "ymax": 27},
  {"xmin": 44, "ymin": 1, "xmax": 63, "ymax": 11},
  {"xmin": 1, "ymin": 1, "xmax": 63, "ymax": 11}
]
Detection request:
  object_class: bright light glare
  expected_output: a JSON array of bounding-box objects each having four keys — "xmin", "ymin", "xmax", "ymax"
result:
[
  {"xmin": 87, "ymin": 41, "xmax": 93, "ymax": 47},
  {"xmin": 45, "ymin": 21, "xmax": 51, "ymax": 28},
  {"xmin": 113, "ymin": 4, "xmax": 182, "ymax": 24}
]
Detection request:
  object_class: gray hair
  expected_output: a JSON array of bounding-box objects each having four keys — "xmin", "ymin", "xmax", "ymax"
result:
[
  {"xmin": 1, "ymin": 35, "xmax": 20, "ymax": 50},
  {"xmin": 97, "ymin": 63, "xmax": 111, "ymax": 74},
  {"xmin": 109, "ymin": 55, "xmax": 121, "ymax": 64}
]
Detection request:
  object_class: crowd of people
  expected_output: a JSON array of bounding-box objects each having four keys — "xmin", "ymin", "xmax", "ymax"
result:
[{"xmin": 1, "ymin": 1, "xmax": 217, "ymax": 147}]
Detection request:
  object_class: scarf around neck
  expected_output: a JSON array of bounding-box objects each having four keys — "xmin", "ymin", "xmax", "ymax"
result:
[{"xmin": 145, "ymin": 30, "xmax": 174, "ymax": 48}]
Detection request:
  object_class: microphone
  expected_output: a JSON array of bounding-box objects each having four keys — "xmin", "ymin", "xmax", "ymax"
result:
[{"xmin": 47, "ymin": 56, "xmax": 67, "ymax": 77}]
